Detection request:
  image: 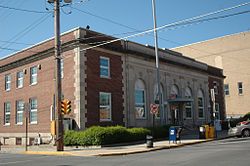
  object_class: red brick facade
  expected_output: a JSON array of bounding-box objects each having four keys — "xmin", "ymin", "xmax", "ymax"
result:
[{"xmin": 85, "ymin": 50, "xmax": 124, "ymax": 127}]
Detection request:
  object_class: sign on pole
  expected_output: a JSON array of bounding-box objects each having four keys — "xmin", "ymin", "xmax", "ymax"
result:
[{"xmin": 150, "ymin": 104, "xmax": 159, "ymax": 115}]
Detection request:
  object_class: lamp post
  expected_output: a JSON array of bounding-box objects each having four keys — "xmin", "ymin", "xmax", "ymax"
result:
[{"xmin": 151, "ymin": 0, "xmax": 163, "ymax": 125}]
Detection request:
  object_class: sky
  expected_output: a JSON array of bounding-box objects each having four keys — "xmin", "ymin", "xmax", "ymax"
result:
[{"xmin": 1, "ymin": 0, "xmax": 250, "ymax": 58}]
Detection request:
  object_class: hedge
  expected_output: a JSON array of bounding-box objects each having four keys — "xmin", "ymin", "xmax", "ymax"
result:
[{"xmin": 64, "ymin": 126, "xmax": 151, "ymax": 146}]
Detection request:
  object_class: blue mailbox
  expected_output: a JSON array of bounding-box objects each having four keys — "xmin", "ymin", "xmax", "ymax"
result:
[{"xmin": 169, "ymin": 126, "xmax": 177, "ymax": 143}]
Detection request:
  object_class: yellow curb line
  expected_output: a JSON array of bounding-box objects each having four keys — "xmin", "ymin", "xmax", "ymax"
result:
[
  {"xmin": 20, "ymin": 151, "xmax": 74, "ymax": 156},
  {"xmin": 19, "ymin": 139, "xmax": 217, "ymax": 157}
]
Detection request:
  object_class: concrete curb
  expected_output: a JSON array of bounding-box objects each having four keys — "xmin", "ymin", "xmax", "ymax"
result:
[
  {"xmin": 96, "ymin": 140, "xmax": 209, "ymax": 156},
  {"xmin": 18, "ymin": 137, "xmax": 230, "ymax": 157}
]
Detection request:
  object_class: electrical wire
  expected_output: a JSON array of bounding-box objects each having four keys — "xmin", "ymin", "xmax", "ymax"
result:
[
  {"xmin": 0, "ymin": 4, "xmax": 51, "ymax": 14},
  {"xmin": 0, "ymin": 13, "xmax": 53, "ymax": 53},
  {"xmin": 0, "ymin": 40, "xmax": 33, "ymax": 46},
  {"xmin": 79, "ymin": 2, "xmax": 250, "ymax": 51}
]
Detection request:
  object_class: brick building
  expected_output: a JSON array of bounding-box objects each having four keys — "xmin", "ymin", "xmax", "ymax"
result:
[{"xmin": 0, "ymin": 27, "xmax": 225, "ymax": 145}]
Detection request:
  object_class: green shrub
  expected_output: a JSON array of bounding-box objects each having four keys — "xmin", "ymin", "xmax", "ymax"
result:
[{"xmin": 64, "ymin": 126, "xmax": 150, "ymax": 146}]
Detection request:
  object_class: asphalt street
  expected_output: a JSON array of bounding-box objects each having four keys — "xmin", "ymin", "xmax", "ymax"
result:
[{"xmin": 0, "ymin": 137, "xmax": 249, "ymax": 166}]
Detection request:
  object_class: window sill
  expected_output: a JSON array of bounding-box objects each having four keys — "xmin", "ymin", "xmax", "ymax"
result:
[
  {"xmin": 198, "ymin": 117, "xmax": 205, "ymax": 120},
  {"xmin": 100, "ymin": 119, "xmax": 112, "ymax": 122},
  {"xmin": 16, "ymin": 86, "xmax": 23, "ymax": 89},
  {"xmin": 30, "ymin": 83, "xmax": 37, "ymax": 86},
  {"xmin": 16, "ymin": 123, "xmax": 23, "ymax": 125},
  {"xmin": 30, "ymin": 122, "xmax": 38, "ymax": 125},
  {"xmin": 3, "ymin": 124, "xmax": 10, "ymax": 126},
  {"xmin": 100, "ymin": 76, "xmax": 111, "ymax": 79}
]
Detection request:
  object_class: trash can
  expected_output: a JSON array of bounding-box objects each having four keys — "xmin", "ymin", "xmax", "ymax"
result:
[
  {"xmin": 146, "ymin": 135, "xmax": 153, "ymax": 148},
  {"xmin": 199, "ymin": 126, "xmax": 206, "ymax": 139},
  {"xmin": 204, "ymin": 125, "xmax": 209, "ymax": 139},
  {"xmin": 209, "ymin": 126, "xmax": 215, "ymax": 138}
]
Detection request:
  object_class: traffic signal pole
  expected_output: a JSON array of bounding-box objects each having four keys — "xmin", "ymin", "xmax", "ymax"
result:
[{"xmin": 54, "ymin": 0, "xmax": 64, "ymax": 151}]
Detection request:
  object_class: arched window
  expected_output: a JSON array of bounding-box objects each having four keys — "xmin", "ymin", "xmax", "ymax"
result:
[
  {"xmin": 198, "ymin": 89, "xmax": 204, "ymax": 118},
  {"xmin": 135, "ymin": 79, "xmax": 146, "ymax": 119},
  {"xmin": 185, "ymin": 87, "xmax": 192, "ymax": 118},
  {"xmin": 170, "ymin": 84, "xmax": 179, "ymax": 98},
  {"xmin": 153, "ymin": 84, "xmax": 163, "ymax": 118}
]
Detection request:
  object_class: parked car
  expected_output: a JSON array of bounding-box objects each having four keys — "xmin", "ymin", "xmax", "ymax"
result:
[{"xmin": 228, "ymin": 121, "xmax": 250, "ymax": 137}]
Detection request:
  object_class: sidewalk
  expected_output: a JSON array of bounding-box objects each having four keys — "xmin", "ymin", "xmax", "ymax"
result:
[{"xmin": 0, "ymin": 130, "xmax": 229, "ymax": 157}]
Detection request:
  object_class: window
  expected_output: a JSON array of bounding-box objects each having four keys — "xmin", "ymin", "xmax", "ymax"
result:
[
  {"xmin": 100, "ymin": 57, "xmax": 110, "ymax": 78},
  {"xmin": 16, "ymin": 100, "xmax": 24, "ymax": 124},
  {"xmin": 213, "ymin": 81, "xmax": 218, "ymax": 95},
  {"xmin": 135, "ymin": 79, "xmax": 146, "ymax": 119},
  {"xmin": 215, "ymin": 103, "xmax": 220, "ymax": 120},
  {"xmin": 185, "ymin": 87, "xmax": 192, "ymax": 118},
  {"xmin": 224, "ymin": 84, "xmax": 229, "ymax": 95},
  {"xmin": 99, "ymin": 92, "xmax": 112, "ymax": 121},
  {"xmin": 238, "ymin": 82, "xmax": 243, "ymax": 95},
  {"xmin": 30, "ymin": 66, "xmax": 37, "ymax": 85},
  {"xmin": 5, "ymin": 74, "xmax": 11, "ymax": 91},
  {"xmin": 198, "ymin": 90, "xmax": 204, "ymax": 118},
  {"xmin": 17, "ymin": 71, "xmax": 24, "ymax": 88},
  {"xmin": 30, "ymin": 98, "xmax": 37, "ymax": 124},
  {"xmin": 4, "ymin": 102, "xmax": 11, "ymax": 125}
]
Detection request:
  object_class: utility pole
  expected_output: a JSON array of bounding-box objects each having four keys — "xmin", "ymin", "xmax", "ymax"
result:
[
  {"xmin": 152, "ymin": 0, "xmax": 163, "ymax": 125},
  {"xmin": 54, "ymin": 0, "xmax": 63, "ymax": 151},
  {"xmin": 25, "ymin": 103, "xmax": 29, "ymax": 151}
]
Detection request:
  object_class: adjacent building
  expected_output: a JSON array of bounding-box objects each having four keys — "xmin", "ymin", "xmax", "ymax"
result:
[
  {"xmin": 172, "ymin": 31, "xmax": 250, "ymax": 119},
  {"xmin": 0, "ymin": 27, "xmax": 225, "ymax": 145}
]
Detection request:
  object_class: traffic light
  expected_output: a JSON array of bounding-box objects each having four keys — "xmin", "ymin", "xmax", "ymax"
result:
[{"xmin": 61, "ymin": 99, "xmax": 71, "ymax": 115}]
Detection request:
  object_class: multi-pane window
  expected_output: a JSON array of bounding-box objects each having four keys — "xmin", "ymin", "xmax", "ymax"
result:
[
  {"xmin": 135, "ymin": 79, "xmax": 146, "ymax": 119},
  {"xmin": 5, "ymin": 74, "xmax": 11, "ymax": 91},
  {"xmin": 17, "ymin": 71, "xmax": 24, "ymax": 88},
  {"xmin": 238, "ymin": 82, "xmax": 243, "ymax": 95},
  {"xmin": 198, "ymin": 90, "xmax": 204, "ymax": 118},
  {"xmin": 224, "ymin": 84, "xmax": 229, "ymax": 95},
  {"xmin": 100, "ymin": 57, "xmax": 110, "ymax": 78},
  {"xmin": 30, "ymin": 98, "xmax": 37, "ymax": 124},
  {"xmin": 215, "ymin": 103, "xmax": 220, "ymax": 120},
  {"xmin": 185, "ymin": 88, "xmax": 192, "ymax": 118},
  {"xmin": 16, "ymin": 100, "xmax": 24, "ymax": 124},
  {"xmin": 4, "ymin": 102, "xmax": 11, "ymax": 125},
  {"xmin": 198, "ymin": 97, "xmax": 204, "ymax": 118},
  {"xmin": 30, "ymin": 66, "xmax": 38, "ymax": 85},
  {"xmin": 99, "ymin": 92, "xmax": 112, "ymax": 121}
]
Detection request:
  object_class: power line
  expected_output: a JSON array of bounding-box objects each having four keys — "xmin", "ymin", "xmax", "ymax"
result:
[
  {"xmin": 79, "ymin": 2, "xmax": 250, "ymax": 51},
  {"xmin": 2, "ymin": 9, "xmax": 250, "ymax": 58},
  {"xmin": 0, "ymin": 13, "xmax": 52, "ymax": 53},
  {"xmin": 0, "ymin": 40, "xmax": 33, "ymax": 46},
  {"xmin": 0, "ymin": 4, "xmax": 51, "ymax": 14}
]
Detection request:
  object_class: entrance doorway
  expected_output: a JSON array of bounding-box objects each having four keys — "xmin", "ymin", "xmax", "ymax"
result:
[{"xmin": 170, "ymin": 104, "xmax": 183, "ymax": 125}]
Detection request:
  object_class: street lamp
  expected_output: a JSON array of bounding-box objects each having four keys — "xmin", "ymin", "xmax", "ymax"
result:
[{"xmin": 151, "ymin": 0, "xmax": 163, "ymax": 125}]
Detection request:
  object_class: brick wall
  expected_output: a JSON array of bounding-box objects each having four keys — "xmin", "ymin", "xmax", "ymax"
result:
[
  {"xmin": 85, "ymin": 50, "xmax": 124, "ymax": 127},
  {"xmin": 0, "ymin": 49, "xmax": 76, "ymax": 134}
]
